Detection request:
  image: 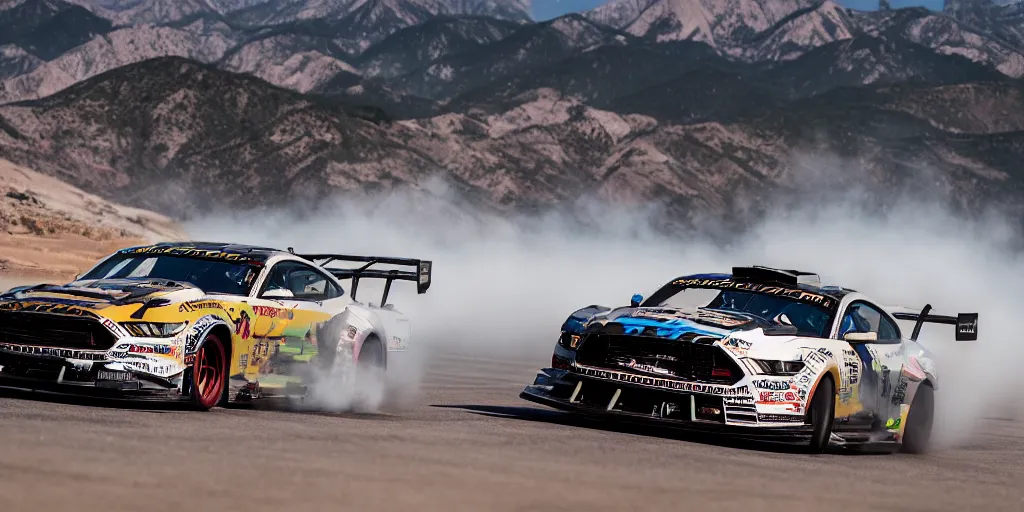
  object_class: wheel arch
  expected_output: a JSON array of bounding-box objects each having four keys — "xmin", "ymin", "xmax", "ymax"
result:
[
  {"xmin": 208, "ymin": 323, "xmax": 234, "ymax": 372},
  {"xmin": 803, "ymin": 365, "xmax": 840, "ymax": 422},
  {"xmin": 361, "ymin": 331, "xmax": 387, "ymax": 370}
]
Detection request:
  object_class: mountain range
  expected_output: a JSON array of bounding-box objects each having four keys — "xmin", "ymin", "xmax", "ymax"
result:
[{"xmin": 0, "ymin": 0, "xmax": 1022, "ymax": 230}]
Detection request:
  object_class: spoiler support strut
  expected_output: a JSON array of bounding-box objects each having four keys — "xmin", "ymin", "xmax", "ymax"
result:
[
  {"xmin": 892, "ymin": 304, "xmax": 978, "ymax": 342},
  {"xmin": 296, "ymin": 254, "xmax": 432, "ymax": 305}
]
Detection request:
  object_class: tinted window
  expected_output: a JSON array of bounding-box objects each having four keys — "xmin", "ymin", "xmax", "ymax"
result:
[
  {"xmin": 838, "ymin": 302, "xmax": 901, "ymax": 341},
  {"xmin": 261, "ymin": 261, "xmax": 342, "ymax": 301},
  {"xmin": 80, "ymin": 255, "xmax": 260, "ymax": 296}
]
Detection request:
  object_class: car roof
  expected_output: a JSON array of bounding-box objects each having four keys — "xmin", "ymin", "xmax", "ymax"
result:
[{"xmin": 116, "ymin": 241, "xmax": 290, "ymax": 263}]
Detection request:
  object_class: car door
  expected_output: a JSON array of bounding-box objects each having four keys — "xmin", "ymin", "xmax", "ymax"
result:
[
  {"xmin": 246, "ymin": 259, "xmax": 349, "ymax": 388},
  {"xmin": 834, "ymin": 300, "xmax": 905, "ymax": 428}
]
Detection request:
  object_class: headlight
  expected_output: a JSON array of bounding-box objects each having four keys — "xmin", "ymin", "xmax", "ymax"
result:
[
  {"xmin": 121, "ymin": 322, "xmax": 188, "ymax": 337},
  {"xmin": 750, "ymin": 359, "xmax": 805, "ymax": 375},
  {"xmin": 556, "ymin": 332, "xmax": 581, "ymax": 350}
]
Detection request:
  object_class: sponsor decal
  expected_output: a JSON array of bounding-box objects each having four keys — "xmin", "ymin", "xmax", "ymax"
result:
[
  {"xmin": 841, "ymin": 348, "xmax": 860, "ymax": 387},
  {"xmin": 574, "ymin": 365, "xmax": 750, "ymax": 397},
  {"xmin": 670, "ymin": 278, "xmax": 837, "ymax": 309},
  {"xmin": 0, "ymin": 301, "xmax": 98, "ymax": 318},
  {"xmin": 631, "ymin": 308, "xmax": 748, "ymax": 328},
  {"xmin": 388, "ymin": 336, "xmax": 406, "ymax": 350},
  {"xmin": 623, "ymin": 359, "xmax": 672, "ymax": 375},
  {"xmin": 101, "ymin": 318, "xmax": 120, "ymax": 335},
  {"xmin": 721, "ymin": 337, "xmax": 752, "ymax": 356},
  {"xmin": 758, "ymin": 390, "xmax": 799, "ymax": 404},
  {"xmin": 121, "ymin": 245, "xmax": 256, "ymax": 263},
  {"xmin": 233, "ymin": 310, "xmax": 251, "ymax": 340},
  {"xmin": 903, "ymin": 356, "xmax": 927, "ymax": 382},
  {"xmin": 97, "ymin": 370, "xmax": 134, "ymax": 382},
  {"xmin": 891, "ymin": 378, "xmax": 908, "ymax": 406},
  {"xmin": 178, "ymin": 301, "xmax": 226, "ymax": 313},
  {"xmin": 0, "ymin": 343, "xmax": 106, "ymax": 360},
  {"xmin": 122, "ymin": 361, "xmax": 179, "ymax": 376},
  {"xmin": 885, "ymin": 417, "xmax": 902, "ymax": 429},
  {"xmin": 753, "ymin": 379, "xmax": 792, "ymax": 391},
  {"xmin": 725, "ymin": 396, "xmax": 755, "ymax": 404},
  {"xmin": 802, "ymin": 350, "xmax": 831, "ymax": 373},
  {"xmin": 239, "ymin": 353, "xmax": 249, "ymax": 370},
  {"xmin": 126, "ymin": 343, "xmax": 177, "ymax": 356},
  {"xmin": 759, "ymin": 413, "xmax": 804, "ymax": 423},
  {"xmin": 252, "ymin": 306, "xmax": 294, "ymax": 320},
  {"xmin": 184, "ymin": 315, "xmax": 222, "ymax": 353}
]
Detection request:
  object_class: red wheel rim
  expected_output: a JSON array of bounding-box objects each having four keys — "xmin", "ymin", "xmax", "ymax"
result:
[{"xmin": 194, "ymin": 334, "xmax": 225, "ymax": 408}]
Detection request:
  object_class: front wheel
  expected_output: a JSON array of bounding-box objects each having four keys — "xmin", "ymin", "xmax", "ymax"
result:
[
  {"xmin": 190, "ymin": 332, "xmax": 227, "ymax": 411},
  {"xmin": 805, "ymin": 375, "xmax": 836, "ymax": 454}
]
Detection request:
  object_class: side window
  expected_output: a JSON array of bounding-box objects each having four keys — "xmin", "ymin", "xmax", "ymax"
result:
[
  {"xmin": 260, "ymin": 261, "xmax": 342, "ymax": 301},
  {"xmin": 838, "ymin": 301, "xmax": 901, "ymax": 341}
]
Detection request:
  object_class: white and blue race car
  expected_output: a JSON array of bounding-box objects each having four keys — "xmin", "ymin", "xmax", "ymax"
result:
[{"xmin": 520, "ymin": 266, "xmax": 977, "ymax": 453}]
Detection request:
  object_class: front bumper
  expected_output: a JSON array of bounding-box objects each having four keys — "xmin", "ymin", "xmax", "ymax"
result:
[
  {"xmin": 520, "ymin": 367, "xmax": 814, "ymax": 443},
  {"xmin": 0, "ymin": 347, "xmax": 186, "ymax": 401}
]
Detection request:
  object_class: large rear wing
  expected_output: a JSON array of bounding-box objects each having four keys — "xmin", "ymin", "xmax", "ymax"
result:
[
  {"xmin": 890, "ymin": 304, "xmax": 978, "ymax": 342},
  {"xmin": 295, "ymin": 253, "xmax": 431, "ymax": 305}
]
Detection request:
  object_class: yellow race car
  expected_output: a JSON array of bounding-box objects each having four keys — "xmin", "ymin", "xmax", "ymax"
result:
[{"xmin": 0, "ymin": 242, "xmax": 431, "ymax": 410}]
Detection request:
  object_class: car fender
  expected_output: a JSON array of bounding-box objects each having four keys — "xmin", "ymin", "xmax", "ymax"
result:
[
  {"xmin": 559, "ymin": 306, "xmax": 605, "ymax": 334},
  {"xmin": 183, "ymin": 314, "xmax": 232, "ymax": 355},
  {"xmin": 316, "ymin": 306, "xmax": 385, "ymax": 363}
]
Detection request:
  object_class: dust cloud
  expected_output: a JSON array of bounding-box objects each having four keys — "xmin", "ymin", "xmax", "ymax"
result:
[{"xmin": 186, "ymin": 170, "xmax": 1023, "ymax": 448}]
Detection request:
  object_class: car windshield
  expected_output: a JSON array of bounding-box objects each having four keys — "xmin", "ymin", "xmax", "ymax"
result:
[
  {"xmin": 656, "ymin": 287, "xmax": 833, "ymax": 337},
  {"xmin": 79, "ymin": 254, "xmax": 261, "ymax": 296}
]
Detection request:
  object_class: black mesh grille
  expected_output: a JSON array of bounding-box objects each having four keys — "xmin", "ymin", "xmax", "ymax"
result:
[
  {"xmin": 575, "ymin": 334, "xmax": 742, "ymax": 385},
  {"xmin": 0, "ymin": 311, "xmax": 116, "ymax": 350}
]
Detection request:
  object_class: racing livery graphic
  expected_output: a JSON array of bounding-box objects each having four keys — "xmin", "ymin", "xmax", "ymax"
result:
[
  {"xmin": 0, "ymin": 242, "xmax": 432, "ymax": 410},
  {"xmin": 520, "ymin": 266, "xmax": 977, "ymax": 453}
]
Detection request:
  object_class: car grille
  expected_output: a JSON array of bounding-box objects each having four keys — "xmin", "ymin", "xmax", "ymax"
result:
[
  {"xmin": 574, "ymin": 333, "xmax": 743, "ymax": 385},
  {"xmin": 0, "ymin": 311, "xmax": 116, "ymax": 351}
]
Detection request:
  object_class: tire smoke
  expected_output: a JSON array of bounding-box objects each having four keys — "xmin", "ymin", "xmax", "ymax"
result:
[{"xmin": 186, "ymin": 173, "xmax": 1023, "ymax": 445}]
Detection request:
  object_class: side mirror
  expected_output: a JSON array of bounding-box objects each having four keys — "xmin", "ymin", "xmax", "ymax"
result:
[
  {"xmin": 262, "ymin": 288, "xmax": 295, "ymax": 299},
  {"xmin": 630, "ymin": 293, "xmax": 643, "ymax": 307},
  {"xmin": 844, "ymin": 331, "xmax": 878, "ymax": 343}
]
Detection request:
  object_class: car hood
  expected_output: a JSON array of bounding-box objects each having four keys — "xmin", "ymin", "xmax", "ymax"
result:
[
  {"xmin": 576, "ymin": 306, "xmax": 811, "ymax": 357},
  {"xmin": 0, "ymin": 278, "xmax": 206, "ymax": 314},
  {"xmin": 587, "ymin": 307, "xmax": 787, "ymax": 337}
]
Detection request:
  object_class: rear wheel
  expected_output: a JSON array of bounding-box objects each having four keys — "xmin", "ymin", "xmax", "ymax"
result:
[
  {"xmin": 901, "ymin": 383, "xmax": 934, "ymax": 454},
  {"xmin": 806, "ymin": 375, "xmax": 836, "ymax": 454},
  {"xmin": 351, "ymin": 336, "xmax": 386, "ymax": 412},
  {"xmin": 357, "ymin": 336, "xmax": 385, "ymax": 371},
  {"xmin": 191, "ymin": 332, "xmax": 227, "ymax": 411}
]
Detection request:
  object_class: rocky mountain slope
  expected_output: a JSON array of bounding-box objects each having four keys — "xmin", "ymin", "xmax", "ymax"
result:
[
  {"xmin": 0, "ymin": 157, "xmax": 184, "ymax": 279},
  {"xmin": 0, "ymin": 0, "xmax": 113, "ymax": 60},
  {"xmin": 0, "ymin": 57, "xmax": 1021, "ymax": 229},
  {"xmin": 1, "ymin": 1, "xmax": 1023, "ymax": 230},
  {"xmin": 0, "ymin": 21, "xmax": 239, "ymax": 102},
  {"xmin": 4, "ymin": 0, "xmax": 1024, "ymax": 106}
]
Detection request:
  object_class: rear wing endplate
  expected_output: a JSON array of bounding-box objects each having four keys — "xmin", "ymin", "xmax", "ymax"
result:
[
  {"xmin": 296, "ymin": 253, "xmax": 431, "ymax": 305},
  {"xmin": 891, "ymin": 304, "xmax": 978, "ymax": 342}
]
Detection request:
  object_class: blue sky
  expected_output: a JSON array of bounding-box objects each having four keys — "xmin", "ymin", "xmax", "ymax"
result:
[{"xmin": 533, "ymin": 0, "xmax": 946, "ymax": 21}]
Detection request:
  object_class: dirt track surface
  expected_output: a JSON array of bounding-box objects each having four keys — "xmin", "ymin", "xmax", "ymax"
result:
[{"xmin": 1, "ymin": 352, "xmax": 1022, "ymax": 512}]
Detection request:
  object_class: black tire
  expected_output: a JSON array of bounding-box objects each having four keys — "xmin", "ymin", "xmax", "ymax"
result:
[
  {"xmin": 806, "ymin": 375, "xmax": 836, "ymax": 454},
  {"xmin": 901, "ymin": 383, "xmax": 934, "ymax": 454},
  {"xmin": 358, "ymin": 336, "xmax": 385, "ymax": 371}
]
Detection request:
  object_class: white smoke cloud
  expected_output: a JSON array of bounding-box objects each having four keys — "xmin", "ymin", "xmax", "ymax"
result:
[{"xmin": 185, "ymin": 160, "xmax": 1023, "ymax": 448}]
